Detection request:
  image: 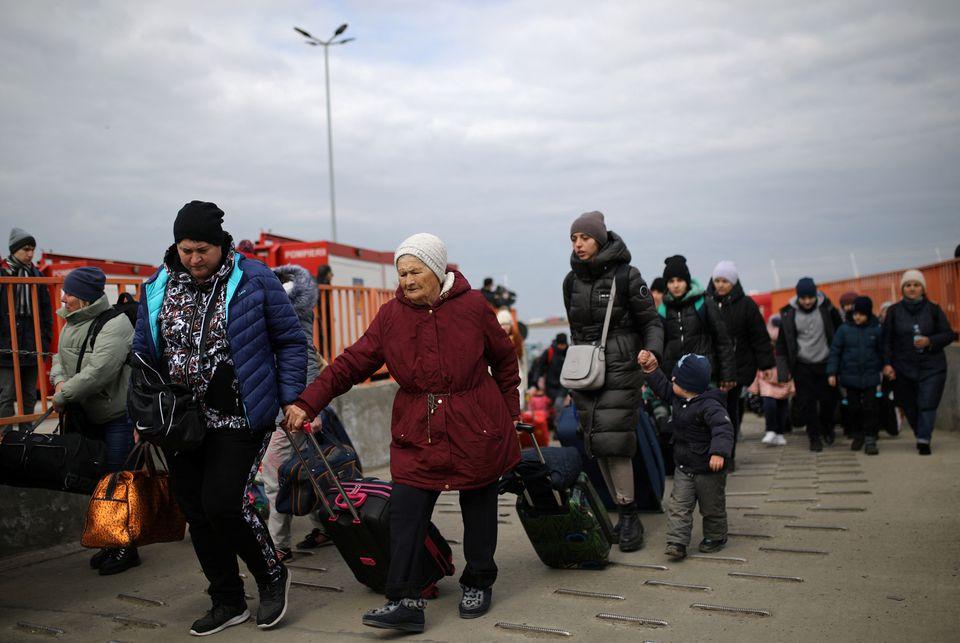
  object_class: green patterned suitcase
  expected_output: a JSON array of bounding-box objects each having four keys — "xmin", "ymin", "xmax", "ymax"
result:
[{"xmin": 515, "ymin": 472, "xmax": 616, "ymax": 569}]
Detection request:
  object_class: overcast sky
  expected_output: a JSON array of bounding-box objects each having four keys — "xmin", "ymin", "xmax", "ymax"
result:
[{"xmin": 1, "ymin": 1, "xmax": 958, "ymax": 317}]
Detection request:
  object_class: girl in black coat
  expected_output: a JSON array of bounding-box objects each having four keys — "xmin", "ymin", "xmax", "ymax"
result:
[
  {"xmin": 706, "ymin": 261, "xmax": 776, "ymax": 462},
  {"xmin": 563, "ymin": 212, "xmax": 663, "ymax": 552},
  {"xmin": 882, "ymin": 270, "xmax": 957, "ymax": 455}
]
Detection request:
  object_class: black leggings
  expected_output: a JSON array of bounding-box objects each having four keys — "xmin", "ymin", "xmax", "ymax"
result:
[
  {"xmin": 387, "ymin": 482, "xmax": 499, "ymax": 600},
  {"xmin": 166, "ymin": 429, "xmax": 278, "ymax": 605}
]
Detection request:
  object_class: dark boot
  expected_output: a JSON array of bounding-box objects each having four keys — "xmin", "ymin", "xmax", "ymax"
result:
[
  {"xmin": 99, "ymin": 547, "xmax": 140, "ymax": 576},
  {"xmin": 89, "ymin": 548, "xmax": 112, "ymax": 570},
  {"xmin": 617, "ymin": 504, "xmax": 644, "ymax": 552},
  {"xmin": 864, "ymin": 437, "xmax": 878, "ymax": 456},
  {"xmin": 850, "ymin": 435, "xmax": 864, "ymax": 451},
  {"xmin": 362, "ymin": 599, "xmax": 426, "ymax": 633}
]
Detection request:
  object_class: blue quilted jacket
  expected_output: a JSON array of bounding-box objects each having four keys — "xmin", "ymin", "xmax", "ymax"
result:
[{"xmin": 131, "ymin": 251, "xmax": 307, "ymax": 430}]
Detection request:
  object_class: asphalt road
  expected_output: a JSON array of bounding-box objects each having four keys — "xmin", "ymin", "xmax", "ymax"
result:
[{"xmin": 1, "ymin": 415, "xmax": 958, "ymax": 642}]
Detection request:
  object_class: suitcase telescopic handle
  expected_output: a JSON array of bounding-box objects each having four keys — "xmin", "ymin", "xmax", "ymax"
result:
[
  {"xmin": 280, "ymin": 424, "xmax": 338, "ymax": 518},
  {"xmin": 515, "ymin": 422, "xmax": 563, "ymax": 507},
  {"xmin": 300, "ymin": 421, "xmax": 362, "ymax": 523}
]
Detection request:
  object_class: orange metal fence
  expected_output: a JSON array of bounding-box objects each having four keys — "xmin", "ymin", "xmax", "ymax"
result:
[
  {"xmin": 0, "ymin": 278, "xmax": 397, "ymax": 428},
  {"xmin": 768, "ymin": 258, "xmax": 960, "ymax": 329},
  {"xmin": 315, "ymin": 285, "xmax": 395, "ymax": 378},
  {"xmin": 0, "ymin": 277, "xmax": 141, "ymax": 428}
]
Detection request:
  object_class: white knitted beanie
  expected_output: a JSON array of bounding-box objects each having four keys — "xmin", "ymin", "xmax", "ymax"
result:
[
  {"xmin": 900, "ymin": 269, "xmax": 926, "ymax": 291},
  {"xmin": 395, "ymin": 233, "xmax": 447, "ymax": 283},
  {"xmin": 711, "ymin": 260, "xmax": 739, "ymax": 285}
]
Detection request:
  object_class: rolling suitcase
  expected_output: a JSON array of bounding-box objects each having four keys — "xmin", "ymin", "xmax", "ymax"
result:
[
  {"xmin": 281, "ymin": 424, "xmax": 454, "ymax": 598},
  {"xmin": 509, "ymin": 423, "xmax": 615, "ymax": 570},
  {"xmin": 556, "ymin": 404, "xmax": 665, "ymax": 512}
]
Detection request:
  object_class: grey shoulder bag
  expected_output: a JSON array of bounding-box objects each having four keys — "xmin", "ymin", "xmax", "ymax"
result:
[{"xmin": 560, "ymin": 276, "xmax": 618, "ymax": 391}]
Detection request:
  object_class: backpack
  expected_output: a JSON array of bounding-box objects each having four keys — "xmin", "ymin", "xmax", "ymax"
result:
[{"xmin": 76, "ymin": 292, "xmax": 139, "ymax": 371}]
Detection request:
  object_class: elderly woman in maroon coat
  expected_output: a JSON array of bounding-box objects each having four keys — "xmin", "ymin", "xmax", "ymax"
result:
[{"xmin": 283, "ymin": 233, "xmax": 521, "ymax": 633}]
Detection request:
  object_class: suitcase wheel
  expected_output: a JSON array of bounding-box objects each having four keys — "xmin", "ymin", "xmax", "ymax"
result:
[{"xmin": 564, "ymin": 532, "xmax": 586, "ymax": 544}]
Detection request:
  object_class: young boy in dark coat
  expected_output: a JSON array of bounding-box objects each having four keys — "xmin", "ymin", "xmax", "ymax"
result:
[
  {"xmin": 638, "ymin": 350, "xmax": 734, "ymax": 561},
  {"xmin": 827, "ymin": 296, "xmax": 884, "ymax": 455}
]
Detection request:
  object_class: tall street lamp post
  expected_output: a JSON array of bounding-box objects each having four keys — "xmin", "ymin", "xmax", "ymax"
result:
[{"xmin": 294, "ymin": 23, "xmax": 355, "ymax": 242}]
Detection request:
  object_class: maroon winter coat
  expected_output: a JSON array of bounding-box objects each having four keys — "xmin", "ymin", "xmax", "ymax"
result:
[{"xmin": 294, "ymin": 272, "xmax": 522, "ymax": 491}]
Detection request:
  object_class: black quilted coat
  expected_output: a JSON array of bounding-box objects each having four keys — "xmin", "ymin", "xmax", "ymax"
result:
[
  {"xmin": 563, "ymin": 232, "xmax": 664, "ymax": 458},
  {"xmin": 659, "ymin": 279, "xmax": 736, "ymax": 383}
]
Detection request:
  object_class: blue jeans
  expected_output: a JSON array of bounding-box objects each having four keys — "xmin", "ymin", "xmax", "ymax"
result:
[
  {"xmin": 895, "ymin": 372, "xmax": 947, "ymax": 444},
  {"xmin": 763, "ymin": 397, "xmax": 789, "ymax": 434},
  {"xmin": 90, "ymin": 416, "xmax": 135, "ymax": 473}
]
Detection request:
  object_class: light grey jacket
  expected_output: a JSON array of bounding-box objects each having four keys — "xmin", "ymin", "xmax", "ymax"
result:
[{"xmin": 50, "ymin": 295, "xmax": 134, "ymax": 424}]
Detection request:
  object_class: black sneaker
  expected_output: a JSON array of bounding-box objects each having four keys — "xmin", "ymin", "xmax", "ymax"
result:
[
  {"xmin": 256, "ymin": 565, "xmax": 291, "ymax": 629},
  {"xmin": 698, "ymin": 538, "xmax": 728, "ymax": 553},
  {"xmin": 190, "ymin": 601, "xmax": 250, "ymax": 636},
  {"xmin": 459, "ymin": 585, "xmax": 492, "ymax": 619},
  {"xmin": 276, "ymin": 547, "xmax": 293, "ymax": 563},
  {"xmin": 850, "ymin": 437, "xmax": 864, "ymax": 451},
  {"xmin": 362, "ymin": 599, "xmax": 425, "ymax": 633},
  {"xmin": 864, "ymin": 439, "xmax": 879, "ymax": 456},
  {"xmin": 823, "ymin": 431, "xmax": 836, "ymax": 446},
  {"xmin": 99, "ymin": 547, "xmax": 141, "ymax": 576},
  {"xmin": 617, "ymin": 506, "xmax": 644, "ymax": 552},
  {"xmin": 918, "ymin": 443, "xmax": 932, "ymax": 456},
  {"xmin": 89, "ymin": 548, "xmax": 112, "ymax": 569},
  {"xmin": 664, "ymin": 542, "xmax": 687, "ymax": 560},
  {"xmin": 809, "ymin": 440, "xmax": 823, "ymax": 452},
  {"xmin": 296, "ymin": 528, "xmax": 334, "ymax": 549}
]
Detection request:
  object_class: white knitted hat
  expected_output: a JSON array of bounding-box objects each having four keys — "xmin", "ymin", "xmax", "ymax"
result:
[
  {"xmin": 711, "ymin": 260, "xmax": 739, "ymax": 285},
  {"xmin": 900, "ymin": 269, "xmax": 926, "ymax": 291},
  {"xmin": 496, "ymin": 309, "xmax": 513, "ymax": 326},
  {"xmin": 395, "ymin": 233, "xmax": 447, "ymax": 283}
]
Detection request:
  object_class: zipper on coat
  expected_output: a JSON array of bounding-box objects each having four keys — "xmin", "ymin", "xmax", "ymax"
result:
[{"xmin": 426, "ymin": 393, "xmax": 437, "ymax": 444}]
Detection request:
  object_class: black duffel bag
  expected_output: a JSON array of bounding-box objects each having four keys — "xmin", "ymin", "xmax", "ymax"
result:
[
  {"xmin": 128, "ymin": 352, "xmax": 206, "ymax": 452},
  {"xmin": 0, "ymin": 408, "xmax": 107, "ymax": 494}
]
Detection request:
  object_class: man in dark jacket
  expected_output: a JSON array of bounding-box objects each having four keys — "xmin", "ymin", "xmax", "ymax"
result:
[
  {"xmin": 0, "ymin": 228, "xmax": 53, "ymax": 429},
  {"xmin": 706, "ymin": 261, "xmax": 775, "ymax": 464},
  {"xmin": 640, "ymin": 350, "xmax": 733, "ymax": 561},
  {"xmin": 529, "ymin": 333, "xmax": 569, "ymax": 409},
  {"xmin": 131, "ymin": 201, "xmax": 307, "ymax": 636},
  {"xmin": 827, "ymin": 296, "xmax": 883, "ymax": 454},
  {"xmin": 776, "ymin": 277, "xmax": 843, "ymax": 451}
]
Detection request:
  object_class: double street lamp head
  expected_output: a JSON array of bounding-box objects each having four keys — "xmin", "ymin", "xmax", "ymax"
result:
[{"xmin": 294, "ymin": 23, "xmax": 354, "ymax": 46}]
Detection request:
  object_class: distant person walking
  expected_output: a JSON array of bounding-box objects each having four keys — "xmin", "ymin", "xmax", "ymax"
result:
[
  {"xmin": 0, "ymin": 228, "xmax": 53, "ymax": 428},
  {"xmin": 882, "ymin": 270, "xmax": 957, "ymax": 455},
  {"xmin": 50, "ymin": 267, "xmax": 137, "ymax": 573},
  {"xmin": 563, "ymin": 211, "xmax": 664, "ymax": 552},
  {"xmin": 529, "ymin": 332, "xmax": 569, "ymax": 410},
  {"xmin": 749, "ymin": 315, "xmax": 794, "ymax": 446},
  {"xmin": 706, "ymin": 260, "xmax": 775, "ymax": 463},
  {"xmin": 827, "ymin": 296, "xmax": 883, "ymax": 455},
  {"xmin": 776, "ymin": 278, "xmax": 843, "ymax": 452}
]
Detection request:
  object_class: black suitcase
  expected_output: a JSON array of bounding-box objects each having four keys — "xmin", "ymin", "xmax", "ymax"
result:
[
  {"xmin": 281, "ymin": 424, "xmax": 454, "ymax": 598},
  {"xmin": 0, "ymin": 408, "xmax": 106, "ymax": 494},
  {"xmin": 505, "ymin": 424, "xmax": 615, "ymax": 570}
]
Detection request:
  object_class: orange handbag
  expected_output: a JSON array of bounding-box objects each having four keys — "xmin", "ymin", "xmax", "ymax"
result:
[{"xmin": 81, "ymin": 442, "xmax": 186, "ymax": 549}]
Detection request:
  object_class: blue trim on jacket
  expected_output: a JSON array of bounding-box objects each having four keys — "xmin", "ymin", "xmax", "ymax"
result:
[{"xmin": 132, "ymin": 252, "xmax": 307, "ymax": 430}]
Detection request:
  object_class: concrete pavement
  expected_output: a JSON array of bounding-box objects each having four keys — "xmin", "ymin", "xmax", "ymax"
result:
[{"xmin": 1, "ymin": 415, "xmax": 959, "ymax": 642}]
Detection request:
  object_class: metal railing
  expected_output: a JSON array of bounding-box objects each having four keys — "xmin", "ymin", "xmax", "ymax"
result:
[
  {"xmin": 0, "ymin": 277, "xmax": 141, "ymax": 428},
  {"xmin": 768, "ymin": 258, "xmax": 960, "ymax": 329},
  {"xmin": 315, "ymin": 285, "xmax": 395, "ymax": 378}
]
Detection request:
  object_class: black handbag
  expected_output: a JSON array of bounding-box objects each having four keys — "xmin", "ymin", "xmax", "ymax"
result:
[
  {"xmin": 127, "ymin": 280, "xmax": 223, "ymax": 452},
  {"xmin": 0, "ymin": 408, "xmax": 107, "ymax": 494}
]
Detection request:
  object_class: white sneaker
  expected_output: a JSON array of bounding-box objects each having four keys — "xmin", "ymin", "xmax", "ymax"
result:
[
  {"xmin": 773, "ymin": 434, "xmax": 787, "ymax": 446},
  {"xmin": 761, "ymin": 431, "xmax": 776, "ymax": 445}
]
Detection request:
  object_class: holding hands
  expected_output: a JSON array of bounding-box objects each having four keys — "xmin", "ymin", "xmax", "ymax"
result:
[{"xmin": 638, "ymin": 350, "xmax": 658, "ymax": 373}]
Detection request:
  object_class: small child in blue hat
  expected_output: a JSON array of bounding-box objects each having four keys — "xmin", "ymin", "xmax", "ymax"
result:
[{"xmin": 639, "ymin": 350, "xmax": 734, "ymax": 561}]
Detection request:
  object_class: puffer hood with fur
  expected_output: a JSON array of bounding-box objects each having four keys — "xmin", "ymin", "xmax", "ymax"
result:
[{"xmin": 272, "ymin": 264, "xmax": 318, "ymax": 318}]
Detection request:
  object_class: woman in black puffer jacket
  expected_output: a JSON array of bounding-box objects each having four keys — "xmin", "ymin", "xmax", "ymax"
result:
[{"xmin": 563, "ymin": 212, "xmax": 663, "ymax": 552}]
